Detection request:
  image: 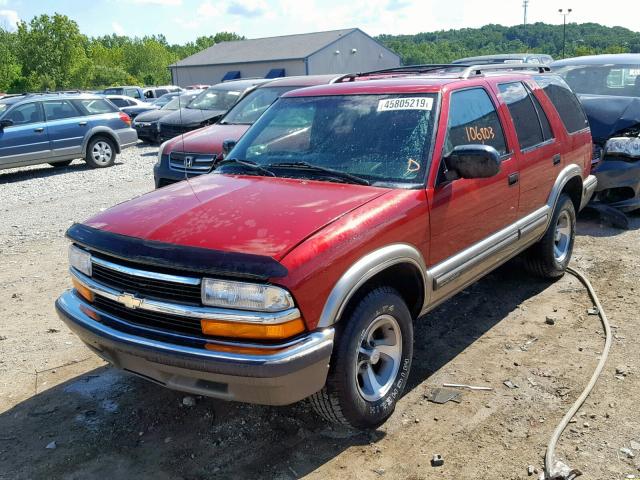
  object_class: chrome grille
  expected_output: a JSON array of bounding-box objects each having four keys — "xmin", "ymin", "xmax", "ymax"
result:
[
  {"xmin": 90, "ymin": 256, "xmax": 202, "ymax": 306},
  {"xmin": 168, "ymin": 152, "xmax": 217, "ymax": 175}
]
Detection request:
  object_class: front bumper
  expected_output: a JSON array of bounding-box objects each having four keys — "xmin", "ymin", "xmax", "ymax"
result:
[
  {"xmin": 133, "ymin": 123, "xmax": 159, "ymax": 142},
  {"xmin": 153, "ymin": 156, "xmax": 187, "ymax": 188},
  {"xmin": 56, "ymin": 291, "xmax": 334, "ymax": 405},
  {"xmin": 593, "ymin": 159, "xmax": 640, "ymax": 212}
]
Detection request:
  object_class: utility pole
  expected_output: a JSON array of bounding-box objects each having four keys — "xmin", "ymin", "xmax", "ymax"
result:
[
  {"xmin": 558, "ymin": 8, "xmax": 572, "ymax": 59},
  {"xmin": 523, "ymin": 0, "xmax": 529, "ymax": 27}
]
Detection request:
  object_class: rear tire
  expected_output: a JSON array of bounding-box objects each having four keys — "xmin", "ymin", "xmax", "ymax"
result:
[
  {"xmin": 524, "ymin": 193, "xmax": 576, "ymax": 278},
  {"xmin": 309, "ymin": 287, "xmax": 413, "ymax": 429},
  {"xmin": 85, "ymin": 136, "xmax": 116, "ymax": 168},
  {"xmin": 49, "ymin": 160, "xmax": 72, "ymax": 168}
]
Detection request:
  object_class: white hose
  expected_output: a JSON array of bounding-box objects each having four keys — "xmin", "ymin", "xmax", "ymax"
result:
[{"xmin": 544, "ymin": 266, "xmax": 612, "ymax": 479}]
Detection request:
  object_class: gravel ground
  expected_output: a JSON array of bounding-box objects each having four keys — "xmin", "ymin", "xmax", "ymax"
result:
[{"xmin": 1, "ymin": 144, "xmax": 639, "ymax": 479}]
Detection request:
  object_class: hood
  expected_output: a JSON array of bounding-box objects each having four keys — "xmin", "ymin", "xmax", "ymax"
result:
[
  {"xmin": 165, "ymin": 123, "xmax": 250, "ymax": 155},
  {"xmin": 134, "ymin": 109, "xmax": 174, "ymax": 123},
  {"xmin": 579, "ymin": 94, "xmax": 640, "ymax": 143},
  {"xmin": 159, "ymin": 107, "xmax": 227, "ymax": 127},
  {"xmin": 122, "ymin": 105, "xmax": 157, "ymax": 115},
  {"xmin": 83, "ymin": 174, "xmax": 389, "ymax": 260}
]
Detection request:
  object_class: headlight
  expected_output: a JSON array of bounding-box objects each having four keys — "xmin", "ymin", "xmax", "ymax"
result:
[
  {"xmin": 605, "ymin": 137, "xmax": 640, "ymax": 158},
  {"xmin": 201, "ymin": 278, "xmax": 294, "ymax": 312},
  {"xmin": 69, "ymin": 245, "xmax": 92, "ymax": 277}
]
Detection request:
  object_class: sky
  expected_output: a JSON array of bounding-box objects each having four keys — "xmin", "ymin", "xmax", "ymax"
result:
[{"xmin": 0, "ymin": 0, "xmax": 638, "ymax": 43}]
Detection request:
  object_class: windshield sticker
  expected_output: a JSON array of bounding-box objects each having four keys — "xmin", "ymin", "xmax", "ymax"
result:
[{"xmin": 377, "ymin": 97, "xmax": 433, "ymax": 112}]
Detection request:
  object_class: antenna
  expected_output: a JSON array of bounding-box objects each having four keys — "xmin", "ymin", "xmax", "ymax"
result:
[{"xmin": 522, "ymin": 0, "xmax": 529, "ymax": 26}]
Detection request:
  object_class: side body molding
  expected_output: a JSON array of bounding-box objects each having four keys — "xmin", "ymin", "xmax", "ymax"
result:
[{"xmin": 317, "ymin": 243, "xmax": 428, "ymax": 328}]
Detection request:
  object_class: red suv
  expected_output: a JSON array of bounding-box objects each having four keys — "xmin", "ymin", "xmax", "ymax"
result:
[{"xmin": 57, "ymin": 65, "xmax": 596, "ymax": 428}]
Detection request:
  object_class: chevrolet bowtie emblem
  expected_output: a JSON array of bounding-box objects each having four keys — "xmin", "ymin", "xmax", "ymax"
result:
[{"xmin": 117, "ymin": 293, "xmax": 143, "ymax": 309}]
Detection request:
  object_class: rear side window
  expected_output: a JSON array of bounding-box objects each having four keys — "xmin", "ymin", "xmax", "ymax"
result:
[
  {"xmin": 529, "ymin": 89, "xmax": 553, "ymax": 141},
  {"xmin": 534, "ymin": 75, "xmax": 589, "ymax": 134},
  {"xmin": 125, "ymin": 88, "xmax": 141, "ymax": 99},
  {"xmin": 43, "ymin": 100, "xmax": 80, "ymax": 121},
  {"xmin": 498, "ymin": 82, "xmax": 550, "ymax": 150},
  {"xmin": 73, "ymin": 99, "xmax": 118, "ymax": 115},
  {"xmin": 109, "ymin": 98, "xmax": 128, "ymax": 108},
  {"xmin": 4, "ymin": 102, "xmax": 44, "ymax": 125},
  {"xmin": 445, "ymin": 88, "xmax": 507, "ymax": 155}
]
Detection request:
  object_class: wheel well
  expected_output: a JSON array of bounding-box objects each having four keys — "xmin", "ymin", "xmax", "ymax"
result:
[
  {"xmin": 87, "ymin": 133, "xmax": 120, "ymax": 155},
  {"xmin": 562, "ymin": 176, "xmax": 582, "ymax": 212},
  {"xmin": 339, "ymin": 263, "xmax": 425, "ymax": 322}
]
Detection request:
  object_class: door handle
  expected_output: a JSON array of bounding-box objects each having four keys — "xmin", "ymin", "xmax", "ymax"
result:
[
  {"xmin": 78, "ymin": 121, "xmax": 87, "ymax": 126},
  {"xmin": 33, "ymin": 127, "xmax": 44, "ymax": 133},
  {"xmin": 508, "ymin": 172, "xmax": 519, "ymax": 186},
  {"xmin": 552, "ymin": 154, "xmax": 561, "ymax": 165}
]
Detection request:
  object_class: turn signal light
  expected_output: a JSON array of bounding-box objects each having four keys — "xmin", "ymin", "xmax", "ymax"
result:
[
  {"xmin": 72, "ymin": 278, "xmax": 94, "ymax": 303},
  {"xmin": 200, "ymin": 317, "xmax": 305, "ymax": 340}
]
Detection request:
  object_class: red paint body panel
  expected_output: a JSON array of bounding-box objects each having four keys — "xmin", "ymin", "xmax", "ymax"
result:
[
  {"xmin": 277, "ymin": 189, "xmax": 429, "ymax": 330},
  {"xmin": 84, "ymin": 173, "xmax": 389, "ymax": 259},
  {"xmin": 164, "ymin": 124, "xmax": 249, "ymax": 156}
]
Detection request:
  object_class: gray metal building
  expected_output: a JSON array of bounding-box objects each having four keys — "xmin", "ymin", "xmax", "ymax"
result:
[{"xmin": 169, "ymin": 28, "xmax": 401, "ymax": 86}]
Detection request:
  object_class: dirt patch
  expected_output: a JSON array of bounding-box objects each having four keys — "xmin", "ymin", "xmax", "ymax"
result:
[{"xmin": 1, "ymin": 151, "xmax": 639, "ymax": 479}]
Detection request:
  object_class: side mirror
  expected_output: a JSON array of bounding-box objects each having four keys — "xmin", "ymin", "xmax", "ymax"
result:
[
  {"xmin": 222, "ymin": 139, "xmax": 237, "ymax": 156},
  {"xmin": 443, "ymin": 145, "xmax": 501, "ymax": 181},
  {"xmin": 0, "ymin": 119, "xmax": 13, "ymax": 130}
]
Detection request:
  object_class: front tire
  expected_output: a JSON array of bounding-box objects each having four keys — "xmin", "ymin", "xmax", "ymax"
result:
[
  {"xmin": 310, "ymin": 287, "xmax": 413, "ymax": 429},
  {"xmin": 524, "ymin": 193, "xmax": 576, "ymax": 278},
  {"xmin": 85, "ymin": 136, "xmax": 116, "ymax": 168}
]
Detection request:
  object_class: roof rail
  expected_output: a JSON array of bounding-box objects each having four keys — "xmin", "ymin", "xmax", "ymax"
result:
[
  {"xmin": 334, "ymin": 63, "xmax": 552, "ymax": 83},
  {"xmin": 23, "ymin": 90, "xmax": 84, "ymax": 97},
  {"xmin": 335, "ymin": 64, "xmax": 465, "ymax": 83},
  {"xmin": 458, "ymin": 63, "xmax": 551, "ymax": 79}
]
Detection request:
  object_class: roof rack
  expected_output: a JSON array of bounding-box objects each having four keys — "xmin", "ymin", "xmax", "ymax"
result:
[
  {"xmin": 335, "ymin": 63, "xmax": 551, "ymax": 83},
  {"xmin": 23, "ymin": 90, "xmax": 84, "ymax": 97},
  {"xmin": 458, "ymin": 63, "xmax": 551, "ymax": 79}
]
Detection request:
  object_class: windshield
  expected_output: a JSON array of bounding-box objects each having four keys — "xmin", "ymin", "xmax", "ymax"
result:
[
  {"xmin": 163, "ymin": 95, "xmax": 195, "ymax": 111},
  {"xmin": 223, "ymin": 94, "xmax": 437, "ymax": 187},
  {"xmin": 188, "ymin": 88, "xmax": 242, "ymax": 111},
  {"xmin": 555, "ymin": 64, "xmax": 640, "ymax": 97},
  {"xmin": 221, "ymin": 86, "xmax": 294, "ymax": 125}
]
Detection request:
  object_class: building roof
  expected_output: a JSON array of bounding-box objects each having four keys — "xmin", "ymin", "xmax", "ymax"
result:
[{"xmin": 172, "ymin": 28, "xmax": 366, "ymax": 68}]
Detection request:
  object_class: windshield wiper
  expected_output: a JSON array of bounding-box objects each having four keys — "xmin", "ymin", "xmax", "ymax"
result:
[
  {"xmin": 268, "ymin": 162, "xmax": 370, "ymax": 186},
  {"xmin": 216, "ymin": 158, "xmax": 275, "ymax": 177}
]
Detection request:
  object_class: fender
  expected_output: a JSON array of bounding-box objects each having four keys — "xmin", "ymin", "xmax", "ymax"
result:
[
  {"xmin": 317, "ymin": 243, "xmax": 428, "ymax": 328},
  {"xmin": 81, "ymin": 127, "xmax": 121, "ymax": 156},
  {"xmin": 545, "ymin": 163, "xmax": 582, "ymax": 223}
]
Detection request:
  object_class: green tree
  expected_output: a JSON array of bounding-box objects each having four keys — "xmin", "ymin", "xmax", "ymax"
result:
[
  {"xmin": 0, "ymin": 28, "xmax": 20, "ymax": 92},
  {"xmin": 15, "ymin": 14, "xmax": 88, "ymax": 90}
]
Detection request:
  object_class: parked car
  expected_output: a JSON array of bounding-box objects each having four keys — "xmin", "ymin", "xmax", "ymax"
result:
[
  {"xmin": 133, "ymin": 91, "xmax": 203, "ymax": 143},
  {"xmin": 453, "ymin": 53, "xmax": 554, "ymax": 65},
  {"xmin": 102, "ymin": 86, "xmax": 145, "ymax": 101},
  {"xmin": 150, "ymin": 91, "xmax": 183, "ymax": 109},
  {"xmin": 157, "ymin": 79, "xmax": 271, "ymax": 142},
  {"xmin": 143, "ymin": 85, "xmax": 182, "ymax": 101},
  {"xmin": 103, "ymin": 94, "xmax": 157, "ymax": 120},
  {"xmin": 0, "ymin": 92, "xmax": 137, "ymax": 170},
  {"xmin": 56, "ymin": 64, "xmax": 595, "ymax": 428},
  {"xmin": 154, "ymin": 75, "xmax": 341, "ymax": 187},
  {"xmin": 552, "ymin": 54, "xmax": 640, "ymax": 212},
  {"xmin": 185, "ymin": 84, "xmax": 210, "ymax": 90}
]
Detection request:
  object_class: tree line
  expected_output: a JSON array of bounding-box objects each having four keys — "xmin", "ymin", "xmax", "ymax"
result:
[{"xmin": 1, "ymin": 14, "xmax": 639, "ymax": 94}]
